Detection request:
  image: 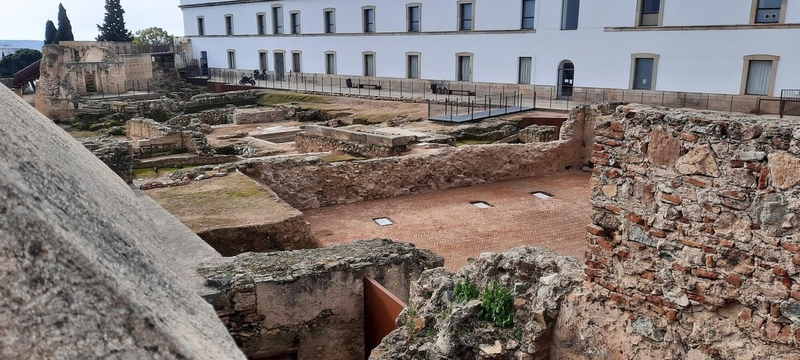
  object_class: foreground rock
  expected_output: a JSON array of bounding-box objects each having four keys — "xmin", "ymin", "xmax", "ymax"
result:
[
  {"xmin": 0, "ymin": 84, "xmax": 245, "ymax": 358},
  {"xmin": 371, "ymin": 246, "xmax": 583, "ymax": 359}
]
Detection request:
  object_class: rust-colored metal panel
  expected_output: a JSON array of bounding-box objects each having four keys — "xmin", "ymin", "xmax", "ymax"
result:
[{"xmin": 363, "ymin": 276, "xmax": 407, "ymax": 358}]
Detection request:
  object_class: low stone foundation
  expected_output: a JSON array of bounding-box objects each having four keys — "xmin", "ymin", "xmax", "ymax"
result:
[
  {"xmin": 233, "ymin": 107, "xmax": 287, "ymax": 125},
  {"xmin": 198, "ymin": 214, "xmax": 318, "ymax": 257},
  {"xmin": 80, "ymin": 137, "xmax": 133, "ymax": 183},
  {"xmin": 520, "ymin": 125, "xmax": 559, "ymax": 143},
  {"xmin": 198, "ymin": 239, "xmax": 443, "ymax": 360}
]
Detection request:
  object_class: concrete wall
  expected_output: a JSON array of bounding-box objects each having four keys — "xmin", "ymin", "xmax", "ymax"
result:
[
  {"xmin": 182, "ymin": 0, "xmax": 800, "ymax": 96},
  {"xmin": 580, "ymin": 104, "xmax": 800, "ymax": 357},
  {"xmin": 198, "ymin": 239, "xmax": 443, "ymax": 360}
]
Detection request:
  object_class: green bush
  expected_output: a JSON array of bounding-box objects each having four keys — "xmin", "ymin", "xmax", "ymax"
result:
[
  {"xmin": 453, "ymin": 277, "xmax": 479, "ymax": 303},
  {"xmin": 478, "ymin": 281, "xmax": 514, "ymax": 328}
]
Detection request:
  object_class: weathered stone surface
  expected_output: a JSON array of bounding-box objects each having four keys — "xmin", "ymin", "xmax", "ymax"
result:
[
  {"xmin": 0, "ymin": 86, "xmax": 245, "ymax": 359},
  {"xmin": 80, "ymin": 136, "xmax": 133, "ymax": 183},
  {"xmin": 198, "ymin": 239, "xmax": 443, "ymax": 360},
  {"xmin": 371, "ymin": 246, "xmax": 583, "ymax": 360},
  {"xmin": 631, "ymin": 317, "xmax": 665, "ymax": 342},
  {"xmin": 519, "ymin": 125, "xmax": 559, "ymax": 143},
  {"xmin": 243, "ymin": 110, "xmax": 595, "ymax": 209},
  {"xmin": 648, "ymin": 128, "xmax": 681, "ymax": 167},
  {"xmin": 675, "ymin": 144, "xmax": 720, "ymax": 177},
  {"xmin": 768, "ymin": 152, "xmax": 800, "ymax": 190}
]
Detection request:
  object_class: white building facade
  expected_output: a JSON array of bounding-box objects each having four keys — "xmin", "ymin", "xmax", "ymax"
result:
[{"xmin": 180, "ymin": 0, "xmax": 800, "ymax": 98}]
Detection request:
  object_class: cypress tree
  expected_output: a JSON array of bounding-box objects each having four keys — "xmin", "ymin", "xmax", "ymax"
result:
[
  {"xmin": 96, "ymin": 0, "xmax": 133, "ymax": 42},
  {"xmin": 55, "ymin": 4, "xmax": 75, "ymax": 42},
  {"xmin": 45, "ymin": 20, "xmax": 58, "ymax": 45}
]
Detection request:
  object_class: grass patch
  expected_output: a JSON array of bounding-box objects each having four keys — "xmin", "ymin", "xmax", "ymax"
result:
[
  {"xmin": 455, "ymin": 139, "xmax": 495, "ymax": 147},
  {"xmin": 258, "ymin": 92, "xmax": 325, "ymax": 106},
  {"xmin": 133, "ymin": 167, "xmax": 179, "ymax": 179},
  {"xmin": 320, "ymin": 154, "xmax": 359, "ymax": 163}
]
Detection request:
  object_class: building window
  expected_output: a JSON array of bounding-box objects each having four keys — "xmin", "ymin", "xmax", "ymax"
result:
[
  {"xmin": 292, "ymin": 51, "xmax": 301, "ymax": 72},
  {"xmin": 225, "ymin": 15, "xmax": 234, "ymax": 35},
  {"xmin": 290, "ymin": 11, "xmax": 301, "ymax": 34},
  {"xmin": 363, "ymin": 6, "xmax": 375, "ymax": 33},
  {"xmin": 325, "ymin": 52, "xmax": 336, "ymax": 74},
  {"xmin": 456, "ymin": 53, "xmax": 473, "ymax": 81},
  {"xmin": 274, "ymin": 51, "xmax": 286, "ymax": 80},
  {"xmin": 741, "ymin": 55, "xmax": 779, "ymax": 96},
  {"xmin": 407, "ymin": 52, "xmax": 420, "ymax": 79},
  {"xmin": 227, "ymin": 50, "xmax": 236, "ymax": 69},
  {"xmin": 324, "ymin": 9, "xmax": 336, "ymax": 34},
  {"xmin": 752, "ymin": 0, "xmax": 784, "ymax": 24},
  {"xmin": 363, "ymin": 52, "xmax": 376, "ymax": 77},
  {"xmin": 561, "ymin": 0, "xmax": 579, "ymax": 30},
  {"xmin": 518, "ymin": 57, "xmax": 532, "ymax": 84},
  {"xmin": 407, "ymin": 4, "xmax": 421, "ymax": 32},
  {"xmin": 257, "ymin": 13, "xmax": 266, "ymax": 35},
  {"xmin": 521, "ymin": 0, "xmax": 535, "ymax": 29},
  {"xmin": 629, "ymin": 54, "xmax": 659, "ymax": 90},
  {"xmin": 459, "ymin": 1, "xmax": 474, "ymax": 31},
  {"xmin": 258, "ymin": 51, "xmax": 268, "ymax": 71},
  {"xmin": 272, "ymin": 6, "xmax": 284, "ymax": 34},
  {"xmin": 638, "ymin": 0, "xmax": 662, "ymax": 26},
  {"xmin": 197, "ymin": 17, "xmax": 205, "ymax": 35}
]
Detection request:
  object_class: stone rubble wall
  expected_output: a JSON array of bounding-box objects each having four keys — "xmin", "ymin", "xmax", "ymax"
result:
[
  {"xmin": 80, "ymin": 137, "xmax": 133, "ymax": 183},
  {"xmin": 185, "ymin": 89, "xmax": 267, "ymax": 114},
  {"xmin": 198, "ymin": 239, "xmax": 443, "ymax": 360},
  {"xmin": 574, "ymin": 104, "xmax": 800, "ymax": 358},
  {"xmin": 295, "ymin": 133, "xmax": 407, "ymax": 158},
  {"xmin": 233, "ymin": 107, "xmax": 287, "ymax": 125},
  {"xmin": 197, "ymin": 214, "xmax": 320, "ymax": 257},
  {"xmin": 520, "ymin": 125, "xmax": 559, "ymax": 143},
  {"xmin": 126, "ymin": 117, "xmax": 173, "ymax": 140},
  {"xmin": 244, "ymin": 105, "xmax": 605, "ymax": 210}
]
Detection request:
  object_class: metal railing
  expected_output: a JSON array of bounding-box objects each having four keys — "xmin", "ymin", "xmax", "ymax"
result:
[
  {"xmin": 187, "ymin": 67, "xmax": 778, "ymax": 116},
  {"xmin": 780, "ymin": 89, "xmax": 800, "ymax": 117}
]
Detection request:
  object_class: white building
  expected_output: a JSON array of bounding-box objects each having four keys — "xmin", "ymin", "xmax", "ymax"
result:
[{"xmin": 180, "ymin": 0, "xmax": 800, "ymax": 98}]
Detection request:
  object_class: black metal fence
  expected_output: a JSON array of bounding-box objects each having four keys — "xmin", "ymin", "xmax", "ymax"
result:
[
  {"xmin": 185, "ymin": 67, "xmax": 776, "ymax": 115},
  {"xmin": 427, "ymin": 92, "xmax": 534, "ymax": 121},
  {"xmin": 780, "ymin": 89, "xmax": 800, "ymax": 117}
]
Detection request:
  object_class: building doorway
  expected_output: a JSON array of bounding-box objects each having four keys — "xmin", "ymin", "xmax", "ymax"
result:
[
  {"xmin": 274, "ymin": 52, "xmax": 285, "ymax": 81},
  {"xmin": 557, "ymin": 60, "xmax": 574, "ymax": 98},
  {"xmin": 200, "ymin": 51, "xmax": 208, "ymax": 76},
  {"xmin": 84, "ymin": 72, "xmax": 97, "ymax": 93}
]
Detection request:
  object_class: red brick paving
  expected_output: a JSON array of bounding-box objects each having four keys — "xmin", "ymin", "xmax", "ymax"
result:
[{"xmin": 304, "ymin": 171, "xmax": 591, "ymax": 270}]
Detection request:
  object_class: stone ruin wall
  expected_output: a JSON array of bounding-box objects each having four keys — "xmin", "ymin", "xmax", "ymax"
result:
[
  {"xmin": 580, "ymin": 104, "xmax": 800, "ymax": 357},
  {"xmin": 198, "ymin": 215, "xmax": 320, "ymax": 257},
  {"xmin": 245, "ymin": 105, "xmax": 608, "ymax": 210},
  {"xmin": 233, "ymin": 108, "xmax": 287, "ymax": 125},
  {"xmin": 199, "ymin": 239, "xmax": 443, "ymax": 360},
  {"xmin": 126, "ymin": 117, "xmax": 172, "ymax": 140},
  {"xmin": 294, "ymin": 126, "xmax": 411, "ymax": 159}
]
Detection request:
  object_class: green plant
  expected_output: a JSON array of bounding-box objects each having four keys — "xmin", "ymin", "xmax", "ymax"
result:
[
  {"xmin": 478, "ymin": 281, "xmax": 514, "ymax": 328},
  {"xmin": 454, "ymin": 276, "xmax": 479, "ymax": 303},
  {"xmin": 514, "ymin": 330, "xmax": 523, "ymax": 341}
]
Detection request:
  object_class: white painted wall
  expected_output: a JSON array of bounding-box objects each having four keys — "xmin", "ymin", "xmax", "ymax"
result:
[{"xmin": 181, "ymin": 0, "xmax": 800, "ymax": 96}]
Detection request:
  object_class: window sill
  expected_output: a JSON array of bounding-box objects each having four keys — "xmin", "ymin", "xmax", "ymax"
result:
[{"xmin": 605, "ymin": 23, "xmax": 800, "ymax": 32}]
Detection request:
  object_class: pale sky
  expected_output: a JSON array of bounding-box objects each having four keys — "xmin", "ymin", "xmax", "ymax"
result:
[{"xmin": 0, "ymin": 0, "xmax": 184, "ymax": 41}]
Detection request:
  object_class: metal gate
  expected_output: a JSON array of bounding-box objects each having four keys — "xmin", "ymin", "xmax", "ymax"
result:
[{"xmin": 780, "ymin": 89, "xmax": 800, "ymax": 117}]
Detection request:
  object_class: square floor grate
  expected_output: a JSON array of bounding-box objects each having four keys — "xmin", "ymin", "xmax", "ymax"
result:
[
  {"xmin": 471, "ymin": 201, "xmax": 492, "ymax": 209},
  {"xmin": 530, "ymin": 191, "xmax": 553, "ymax": 199},
  {"xmin": 373, "ymin": 217, "xmax": 394, "ymax": 226}
]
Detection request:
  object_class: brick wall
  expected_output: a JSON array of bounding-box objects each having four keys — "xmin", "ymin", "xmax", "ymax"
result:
[{"xmin": 586, "ymin": 104, "xmax": 800, "ymax": 350}]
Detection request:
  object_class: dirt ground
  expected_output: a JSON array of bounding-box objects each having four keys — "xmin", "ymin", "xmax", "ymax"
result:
[
  {"xmin": 145, "ymin": 171, "xmax": 299, "ymax": 233},
  {"xmin": 304, "ymin": 171, "xmax": 591, "ymax": 270}
]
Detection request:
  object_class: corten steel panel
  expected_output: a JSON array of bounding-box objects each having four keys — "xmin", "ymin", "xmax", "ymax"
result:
[{"xmin": 364, "ymin": 276, "xmax": 407, "ymax": 358}]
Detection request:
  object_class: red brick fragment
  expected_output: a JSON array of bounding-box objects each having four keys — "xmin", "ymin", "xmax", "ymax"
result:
[
  {"xmin": 604, "ymin": 140, "xmax": 621, "ymax": 147},
  {"xmin": 683, "ymin": 176, "xmax": 709, "ymax": 188},
  {"xmin": 625, "ymin": 213, "xmax": 645, "ymax": 225},
  {"xmin": 773, "ymin": 266, "xmax": 788, "ymax": 277},
  {"xmin": 650, "ymin": 229, "xmax": 666, "ymax": 238},
  {"xmin": 591, "ymin": 157, "xmax": 608, "ymax": 165},
  {"xmin": 781, "ymin": 242, "xmax": 800, "ymax": 253},
  {"xmin": 666, "ymin": 309, "xmax": 678, "ymax": 321},
  {"xmin": 641, "ymin": 271, "xmax": 655, "ymax": 280},
  {"xmin": 726, "ymin": 274, "xmax": 742, "ymax": 287},
  {"xmin": 766, "ymin": 322, "xmax": 782, "ymax": 339},
  {"xmin": 705, "ymin": 255, "xmax": 716, "ymax": 267},
  {"xmin": 610, "ymin": 122, "xmax": 625, "ymax": 132},
  {"xmin": 672, "ymin": 263, "xmax": 692, "ymax": 274},
  {"xmin": 592, "ymin": 150, "xmax": 609, "ymax": 159},
  {"xmin": 678, "ymin": 132, "xmax": 699, "ymax": 142},
  {"xmin": 771, "ymin": 303, "xmax": 781, "ymax": 318},
  {"xmin": 593, "ymin": 143, "xmax": 604, "ymax": 151},
  {"xmin": 720, "ymin": 190, "xmax": 747, "ymax": 201},
  {"xmin": 587, "ymin": 225, "xmax": 608, "ymax": 236},
  {"xmin": 692, "ymin": 268, "xmax": 719, "ymax": 279},
  {"xmin": 681, "ymin": 238, "xmax": 702, "ymax": 248},
  {"xmin": 730, "ymin": 160, "xmax": 745, "ymax": 168},
  {"xmin": 701, "ymin": 245, "xmax": 717, "ymax": 253},
  {"xmin": 793, "ymin": 257, "xmax": 800, "ymax": 266},
  {"xmin": 719, "ymin": 239, "xmax": 733, "ymax": 248},
  {"xmin": 661, "ymin": 194, "xmax": 682, "ymax": 205},
  {"xmin": 606, "ymin": 169, "xmax": 621, "ymax": 178},
  {"xmin": 791, "ymin": 290, "xmax": 800, "ymax": 301},
  {"xmin": 592, "ymin": 167, "xmax": 602, "ymax": 176},
  {"xmin": 596, "ymin": 238, "xmax": 615, "ymax": 251},
  {"xmin": 779, "ymin": 276, "xmax": 792, "ymax": 289},
  {"xmin": 604, "ymin": 204, "xmax": 622, "ymax": 214},
  {"xmin": 738, "ymin": 307, "xmax": 753, "ymax": 321},
  {"xmin": 758, "ymin": 168, "xmax": 769, "ymax": 190}
]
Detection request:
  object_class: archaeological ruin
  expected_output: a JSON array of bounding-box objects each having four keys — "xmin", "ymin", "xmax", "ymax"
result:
[{"xmin": 3, "ymin": 51, "xmax": 800, "ymax": 360}]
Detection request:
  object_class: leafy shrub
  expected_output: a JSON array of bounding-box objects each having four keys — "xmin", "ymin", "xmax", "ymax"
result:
[
  {"xmin": 453, "ymin": 277, "xmax": 479, "ymax": 303},
  {"xmin": 478, "ymin": 281, "xmax": 514, "ymax": 328}
]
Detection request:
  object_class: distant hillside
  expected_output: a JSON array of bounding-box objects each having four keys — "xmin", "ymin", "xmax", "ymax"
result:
[{"xmin": 0, "ymin": 40, "xmax": 44, "ymax": 56}]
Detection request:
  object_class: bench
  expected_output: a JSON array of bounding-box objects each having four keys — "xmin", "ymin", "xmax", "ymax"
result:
[
  {"xmin": 358, "ymin": 83, "xmax": 382, "ymax": 90},
  {"xmin": 448, "ymin": 88, "xmax": 476, "ymax": 96}
]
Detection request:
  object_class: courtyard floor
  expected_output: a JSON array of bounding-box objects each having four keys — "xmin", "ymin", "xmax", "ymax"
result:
[{"xmin": 304, "ymin": 171, "xmax": 591, "ymax": 270}]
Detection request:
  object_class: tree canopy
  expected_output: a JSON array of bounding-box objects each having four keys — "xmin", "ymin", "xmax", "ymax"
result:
[
  {"xmin": 56, "ymin": 3, "xmax": 75, "ymax": 42},
  {"xmin": 0, "ymin": 49, "xmax": 43, "ymax": 77},
  {"xmin": 96, "ymin": 0, "xmax": 133, "ymax": 42},
  {"xmin": 45, "ymin": 20, "xmax": 58, "ymax": 45},
  {"xmin": 133, "ymin": 27, "xmax": 174, "ymax": 46}
]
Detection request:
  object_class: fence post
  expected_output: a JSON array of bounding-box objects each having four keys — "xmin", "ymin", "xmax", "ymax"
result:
[
  {"xmin": 428, "ymin": 99, "xmax": 431, "ymax": 119},
  {"xmin": 117, "ymin": 84, "xmax": 121, "ymax": 96},
  {"xmin": 549, "ymin": 88, "xmax": 553, "ymax": 109},
  {"xmin": 730, "ymin": 96, "xmax": 734, "ymax": 113},
  {"xmin": 533, "ymin": 90, "xmax": 537, "ymax": 109},
  {"xmin": 661, "ymin": 92, "xmax": 665, "ymax": 106},
  {"xmin": 389, "ymin": 79, "xmax": 392, "ymax": 98},
  {"xmin": 641, "ymin": 92, "xmax": 644, "ymax": 104}
]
